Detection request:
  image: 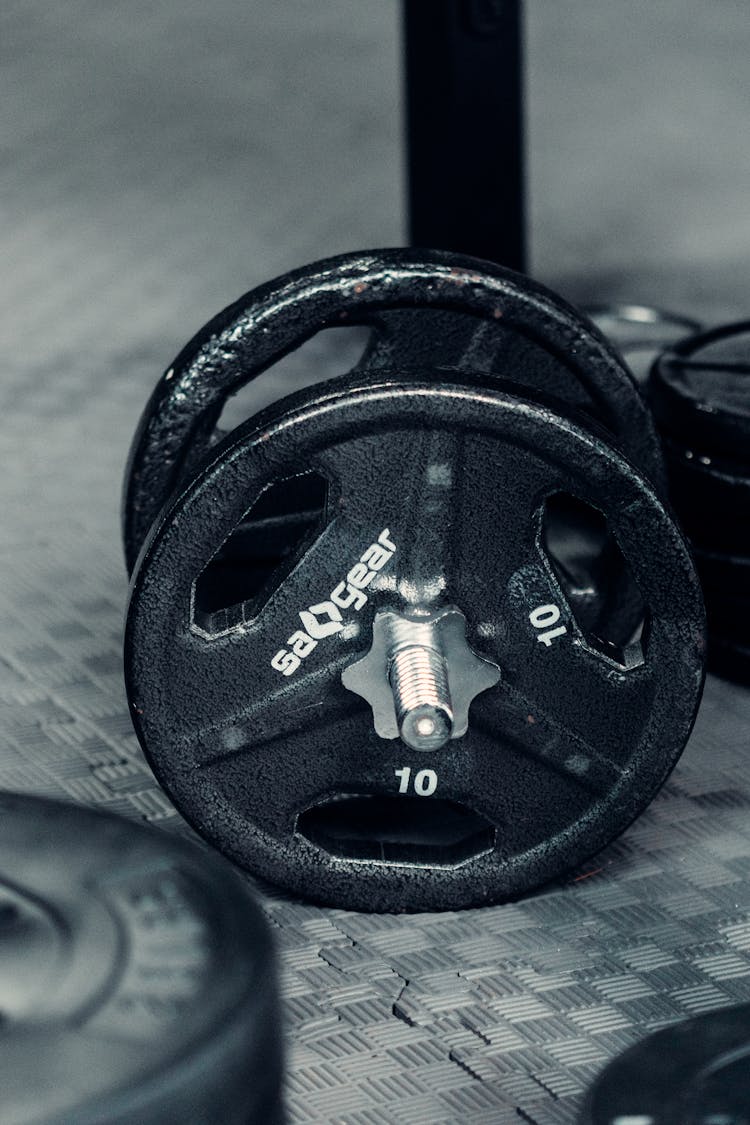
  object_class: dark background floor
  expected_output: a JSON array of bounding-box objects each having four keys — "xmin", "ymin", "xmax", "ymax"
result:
[{"xmin": 2, "ymin": 4, "xmax": 750, "ymax": 1122}]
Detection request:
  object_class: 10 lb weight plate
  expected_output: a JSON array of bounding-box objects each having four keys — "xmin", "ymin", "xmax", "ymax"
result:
[
  {"xmin": 123, "ymin": 249, "xmax": 665, "ymax": 572},
  {"xmin": 125, "ymin": 377, "xmax": 704, "ymax": 913}
]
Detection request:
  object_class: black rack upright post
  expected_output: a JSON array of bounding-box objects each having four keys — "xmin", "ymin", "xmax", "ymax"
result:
[{"xmin": 403, "ymin": 0, "xmax": 525, "ymax": 272}]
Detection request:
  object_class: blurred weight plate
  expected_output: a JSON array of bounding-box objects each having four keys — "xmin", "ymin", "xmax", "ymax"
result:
[
  {"xmin": 584, "ymin": 302, "xmax": 700, "ymax": 383},
  {"xmin": 650, "ymin": 319, "xmax": 750, "ymax": 459},
  {"xmin": 706, "ymin": 632, "xmax": 750, "ymax": 685},
  {"xmin": 688, "ymin": 547, "xmax": 750, "ymax": 681},
  {"xmin": 661, "ymin": 433, "xmax": 750, "ymax": 552},
  {"xmin": 0, "ymin": 793, "xmax": 283, "ymax": 1125},
  {"xmin": 702, "ymin": 585, "xmax": 750, "ymax": 635},
  {"xmin": 581, "ymin": 1003, "xmax": 750, "ymax": 1123},
  {"xmin": 692, "ymin": 543, "xmax": 750, "ymax": 596}
]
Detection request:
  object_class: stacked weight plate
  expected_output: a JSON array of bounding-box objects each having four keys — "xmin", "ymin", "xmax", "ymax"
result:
[
  {"xmin": 585, "ymin": 303, "xmax": 701, "ymax": 385},
  {"xmin": 650, "ymin": 322, "xmax": 750, "ymax": 681},
  {"xmin": 122, "ymin": 249, "xmax": 706, "ymax": 912}
]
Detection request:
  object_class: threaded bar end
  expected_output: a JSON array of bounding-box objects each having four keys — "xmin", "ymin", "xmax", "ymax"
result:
[{"xmin": 389, "ymin": 645, "xmax": 453, "ymax": 751}]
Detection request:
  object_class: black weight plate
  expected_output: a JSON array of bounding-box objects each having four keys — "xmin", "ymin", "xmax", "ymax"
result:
[
  {"xmin": 650, "ymin": 319, "xmax": 750, "ymax": 459},
  {"xmin": 692, "ymin": 543, "xmax": 750, "ymax": 596},
  {"xmin": 0, "ymin": 793, "xmax": 283, "ymax": 1125},
  {"xmin": 702, "ymin": 584, "xmax": 750, "ymax": 635},
  {"xmin": 123, "ymin": 248, "xmax": 664, "ymax": 572},
  {"xmin": 661, "ymin": 433, "xmax": 750, "ymax": 552},
  {"xmin": 581, "ymin": 1003, "xmax": 750, "ymax": 1124},
  {"xmin": 707, "ymin": 632, "xmax": 750, "ymax": 685},
  {"xmin": 125, "ymin": 378, "xmax": 704, "ymax": 913},
  {"xmin": 188, "ymin": 372, "xmax": 645, "ymax": 656},
  {"xmin": 584, "ymin": 302, "xmax": 700, "ymax": 384}
]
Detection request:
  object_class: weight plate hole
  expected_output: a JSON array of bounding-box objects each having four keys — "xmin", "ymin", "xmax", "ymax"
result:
[
  {"xmin": 541, "ymin": 492, "xmax": 648, "ymax": 669},
  {"xmin": 216, "ymin": 325, "xmax": 372, "ymax": 434},
  {"xmin": 0, "ymin": 902, "xmax": 20, "ymax": 928},
  {"xmin": 192, "ymin": 471, "xmax": 329, "ymax": 634},
  {"xmin": 295, "ymin": 795, "xmax": 496, "ymax": 867}
]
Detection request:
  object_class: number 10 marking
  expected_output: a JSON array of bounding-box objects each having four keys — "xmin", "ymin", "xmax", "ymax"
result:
[
  {"xmin": 395, "ymin": 767, "xmax": 437, "ymax": 796},
  {"xmin": 529, "ymin": 603, "xmax": 567, "ymax": 647}
]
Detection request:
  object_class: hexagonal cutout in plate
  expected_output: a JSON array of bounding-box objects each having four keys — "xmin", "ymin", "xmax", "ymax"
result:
[
  {"xmin": 192, "ymin": 471, "xmax": 329, "ymax": 636},
  {"xmin": 541, "ymin": 492, "xmax": 648, "ymax": 669},
  {"xmin": 215, "ymin": 326, "xmax": 372, "ymax": 435},
  {"xmin": 296, "ymin": 795, "xmax": 496, "ymax": 867}
]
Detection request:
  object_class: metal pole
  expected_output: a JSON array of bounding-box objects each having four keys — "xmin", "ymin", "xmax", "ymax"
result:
[{"xmin": 403, "ymin": 0, "xmax": 526, "ymax": 272}]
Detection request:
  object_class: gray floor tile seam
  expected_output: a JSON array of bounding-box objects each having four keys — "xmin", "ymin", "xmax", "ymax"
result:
[{"xmin": 275, "ymin": 963, "xmax": 593, "ymax": 1102}]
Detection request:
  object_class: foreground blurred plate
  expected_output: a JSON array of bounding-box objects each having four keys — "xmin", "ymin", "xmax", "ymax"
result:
[
  {"xmin": 0, "ymin": 793, "xmax": 283, "ymax": 1125},
  {"xmin": 582, "ymin": 1002, "xmax": 750, "ymax": 1124}
]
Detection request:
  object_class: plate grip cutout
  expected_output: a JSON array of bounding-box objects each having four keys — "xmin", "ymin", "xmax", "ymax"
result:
[{"xmin": 192, "ymin": 471, "xmax": 329, "ymax": 634}]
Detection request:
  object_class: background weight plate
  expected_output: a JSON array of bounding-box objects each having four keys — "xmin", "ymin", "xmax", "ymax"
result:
[
  {"xmin": 581, "ymin": 1003, "xmax": 750, "ymax": 1124},
  {"xmin": 706, "ymin": 632, "xmax": 750, "ymax": 686},
  {"xmin": 649, "ymin": 319, "xmax": 750, "ymax": 460},
  {"xmin": 584, "ymin": 302, "xmax": 700, "ymax": 384},
  {"xmin": 661, "ymin": 433, "xmax": 750, "ymax": 552},
  {"xmin": 0, "ymin": 793, "xmax": 283, "ymax": 1125},
  {"xmin": 692, "ymin": 543, "xmax": 750, "ymax": 596},
  {"xmin": 125, "ymin": 379, "xmax": 704, "ymax": 913},
  {"xmin": 690, "ymin": 545, "xmax": 750, "ymax": 683},
  {"xmin": 703, "ymin": 586, "xmax": 750, "ymax": 636},
  {"xmin": 122, "ymin": 248, "xmax": 664, "ymax": 571}
]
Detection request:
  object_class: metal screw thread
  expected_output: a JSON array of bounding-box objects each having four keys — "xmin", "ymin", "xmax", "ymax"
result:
[
  {"xmin": 389, "ymin": 645, "xmax": 451, "ymax": 727},
  {"xmin": 387, "ymin": 628, "xmax": 454, "ymax": 752}
]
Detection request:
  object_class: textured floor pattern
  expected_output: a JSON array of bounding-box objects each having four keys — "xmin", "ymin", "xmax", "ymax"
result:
[
  {"xmin": 4, "ymin": 512, "xmax": 750, "ymax": 1125},
  {"xmin": 3, "ymin": 3, "xmax": 750, "ymax": 1122}
]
